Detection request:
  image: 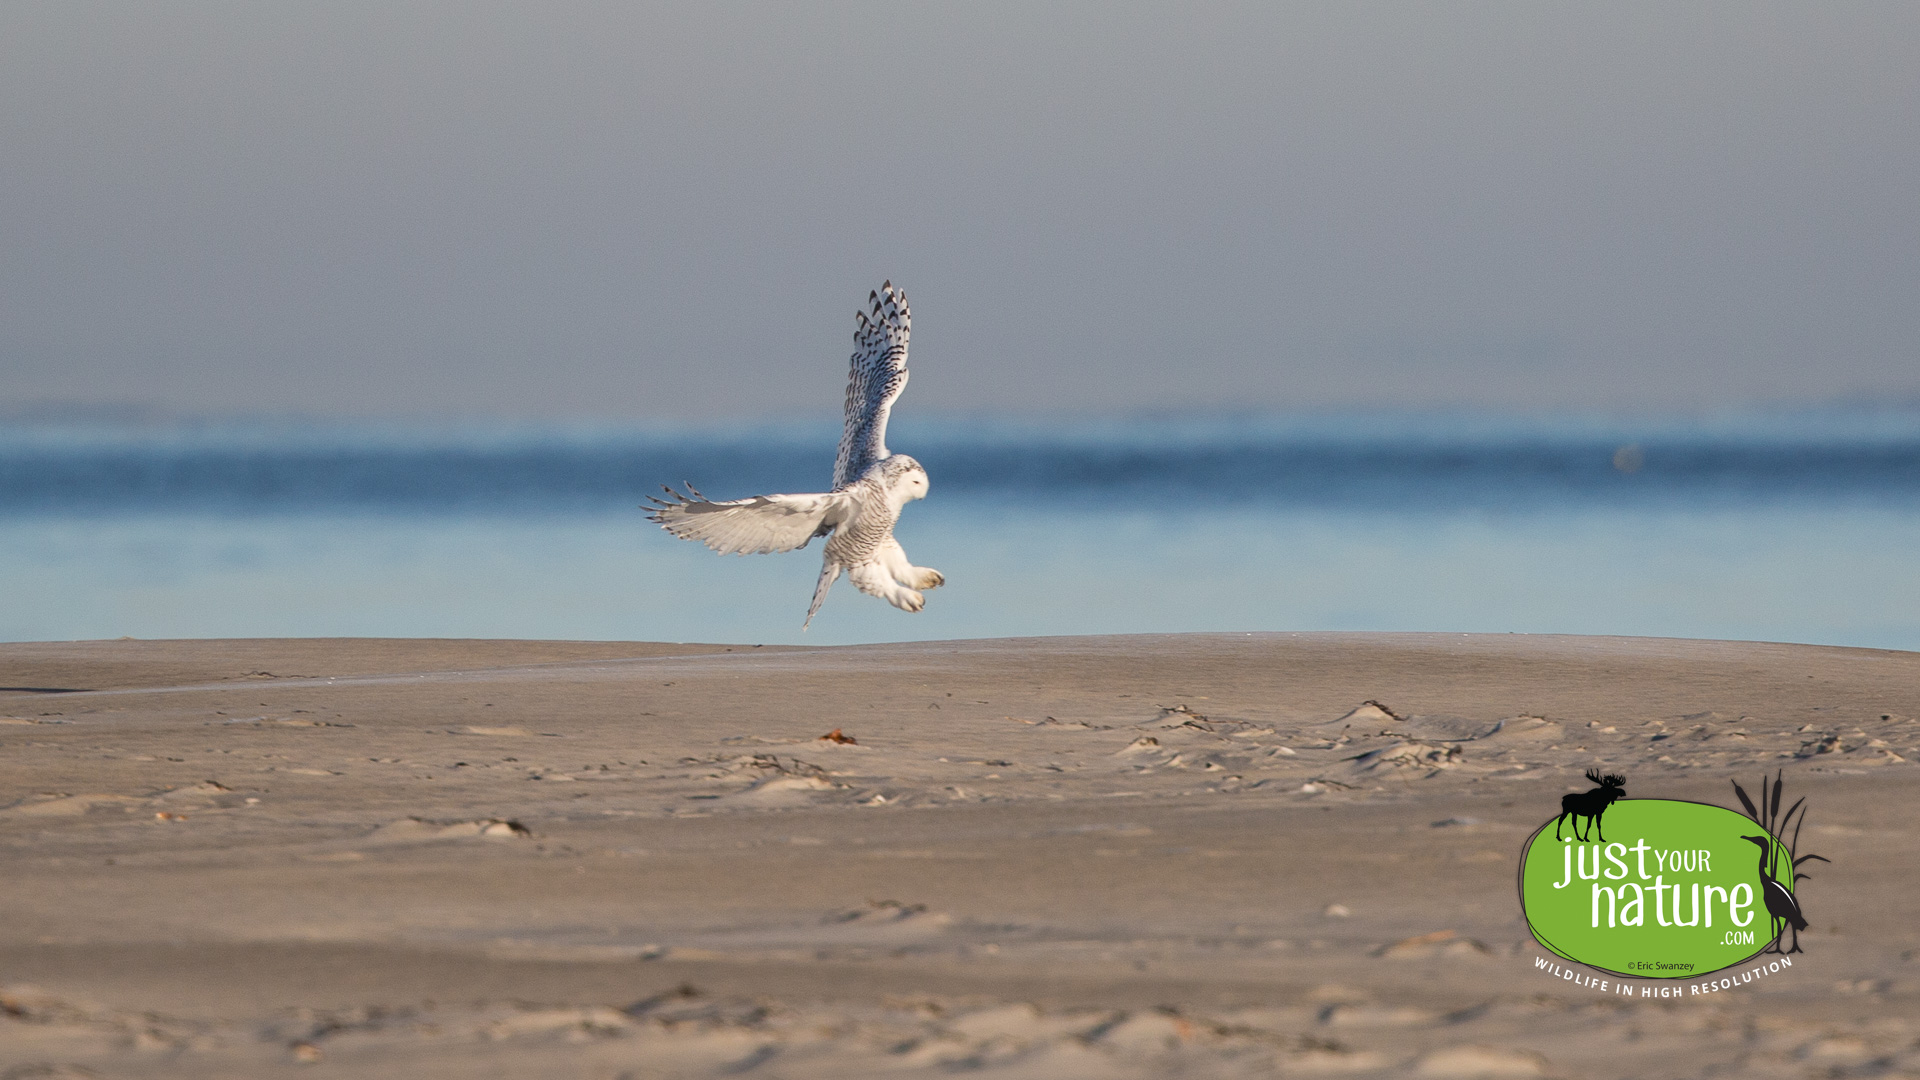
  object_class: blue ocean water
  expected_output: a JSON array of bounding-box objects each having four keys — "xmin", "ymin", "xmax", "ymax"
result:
[{"xmin": 3, "ymin": 412, "xmax": 1917, "ymax": 650}]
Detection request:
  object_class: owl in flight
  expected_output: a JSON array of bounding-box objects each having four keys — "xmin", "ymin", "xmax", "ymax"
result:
[{"xmin": 647, "ymin": 282, "xmax": 943, "ymax": 627}]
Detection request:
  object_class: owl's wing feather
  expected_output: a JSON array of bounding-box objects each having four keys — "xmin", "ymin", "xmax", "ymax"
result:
[
  {"xmin": 832, "ymin": 282, "xmax": 910, "ymax": 490},
  {"xmin": 646, "ymin": 486, "xmax": 854, "ymax": 556}
]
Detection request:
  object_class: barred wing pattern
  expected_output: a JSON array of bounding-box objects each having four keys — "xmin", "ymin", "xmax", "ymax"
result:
[
  {"xmin": 646, "ymin": 281, "xmax": 939, "ymax": 628},
  {"xmin": 832, "ymin": 282, "xmax": 910, "ymax": 491},
  {"xmin": 645, "ymin": 485, "xmax": 854, "ymax": 556}
]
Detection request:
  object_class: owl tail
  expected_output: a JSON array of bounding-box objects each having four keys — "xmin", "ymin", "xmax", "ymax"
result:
[{"xmin": 804, "ymin": 560, "xmax": 841, "ymax": 630}]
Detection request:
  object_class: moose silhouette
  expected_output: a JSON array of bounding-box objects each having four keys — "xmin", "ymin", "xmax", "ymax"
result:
[{"xmin": 1554, "ymin": 769, "xmax": 1626, "ymax": 842}]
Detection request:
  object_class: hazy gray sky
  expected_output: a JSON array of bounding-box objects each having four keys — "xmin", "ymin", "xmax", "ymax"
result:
[{"xmin": 2, "ymin": 2, "xmax": 1916, "ymax": 419}]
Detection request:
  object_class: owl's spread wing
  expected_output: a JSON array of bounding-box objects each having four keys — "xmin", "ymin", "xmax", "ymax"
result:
[
  {"xmin": 832, "ymin": 282, "xmax": 910, "ymax": 490},
  {"xmin": 646, "ymin": 485, "xmax": 855, "ymax": 555}
]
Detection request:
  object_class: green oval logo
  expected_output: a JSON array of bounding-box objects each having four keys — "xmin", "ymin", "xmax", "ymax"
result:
[{"xmin": 1520, "ymin": 799, "xmax": 1792, "ymax": 978}]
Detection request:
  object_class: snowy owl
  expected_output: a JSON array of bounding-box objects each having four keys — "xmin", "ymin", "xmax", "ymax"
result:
[{"xmin": 646, "ymin": 282, "xmax": 943, "ymax": 627}]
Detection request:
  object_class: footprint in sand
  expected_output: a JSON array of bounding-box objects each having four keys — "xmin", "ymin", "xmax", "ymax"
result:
[
  {"xmin": 815, "ymin": 900, "xmax": 953, "ymax": 943},
  {"xmin": 1475, "ymin": 716, "xmax": 1562, "ymax": 742},
  {"xmin": 1414, "ymin": 1044, "xmax": 1548, "ymax": 1077},
  {"xmin": 1374, "ymin": 929, "xmax": 1493, "ymax": 959},
  {"xmin": 724, "ymin": 775, "xmax": 841, "ymax": 805},
  {"xmin": 1347, "ymin": 741, "xmax": 1461, "ymax": 775},
  {"xmin": 1319, "ymin": 1002, "xmax": 1439, "ymax": 1027},
  {"xmin": 3, "ymin": 793, "xmax": 146, "ymax": 817},
  {"xmin": 366, "ymin": 817, "xmax": 530, "ymax": 843}
]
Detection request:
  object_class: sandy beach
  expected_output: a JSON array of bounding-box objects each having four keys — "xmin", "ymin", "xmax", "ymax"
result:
[{"xmin": 1, "ymin": 632, "xmax": 1915, "ymax": 1078}]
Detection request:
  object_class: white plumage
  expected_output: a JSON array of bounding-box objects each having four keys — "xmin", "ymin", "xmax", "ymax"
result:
[{"xmin": 647, "ymin": 282, "xmax": 943, "ymax": 627}]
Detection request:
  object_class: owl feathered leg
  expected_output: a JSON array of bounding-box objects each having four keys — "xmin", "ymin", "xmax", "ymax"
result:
[
  {"xmin": 849, "ymin": 560, "xmax": 924, "ymax": 613},
  {"xmin": 878, "ymin": 538, "xmax": 943, "ymax": 591},
  {"xmin": 804, "ymin": 559, "xmax": 841, "ymax": 630}
]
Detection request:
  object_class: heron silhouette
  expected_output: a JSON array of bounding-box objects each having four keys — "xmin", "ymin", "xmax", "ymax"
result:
[
  {"xmin": 1741, "ymin": 834, "xmax": 1807, "ymax": 954},
  {"xmin": 1730, "ymin": 771, "xmax": 1828, "ymax": 955}
]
